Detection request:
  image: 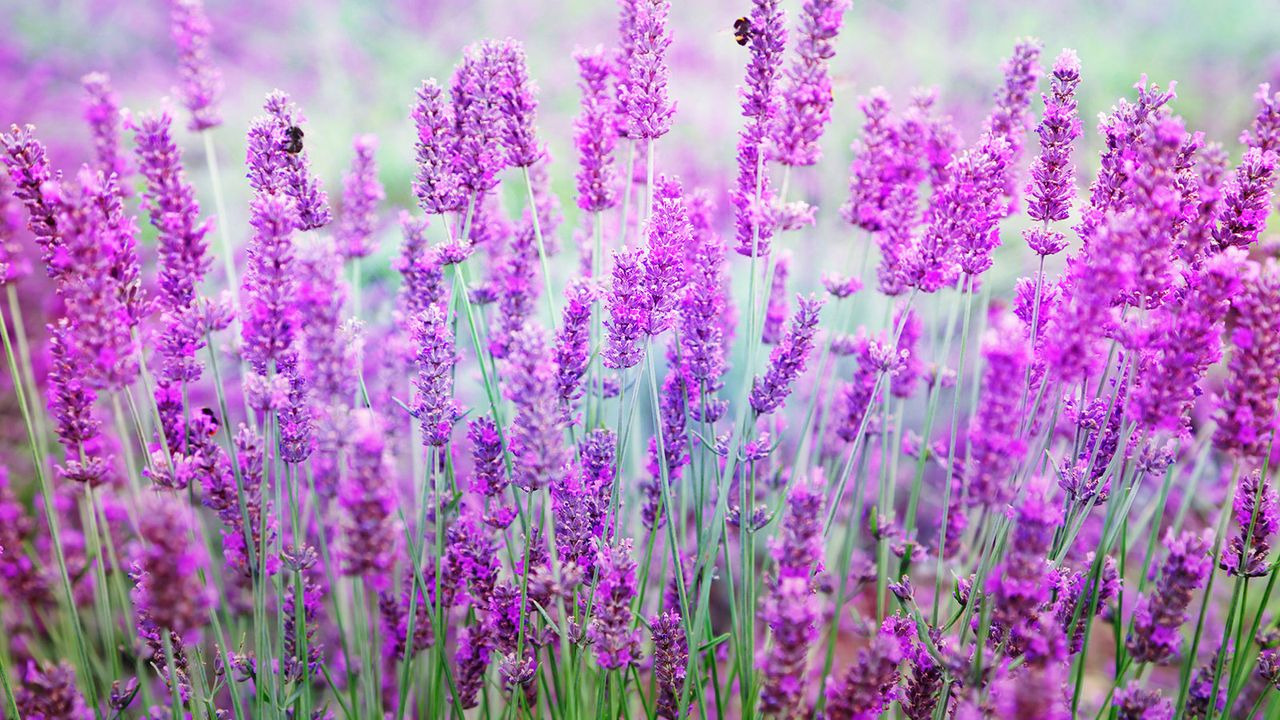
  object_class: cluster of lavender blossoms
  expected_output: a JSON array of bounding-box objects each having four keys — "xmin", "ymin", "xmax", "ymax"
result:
[{"xmin": 4, "ymin": 1, "xmax": 1280, "ymax": 719}]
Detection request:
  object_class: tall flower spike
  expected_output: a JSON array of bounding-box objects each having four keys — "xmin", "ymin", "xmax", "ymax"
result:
[
  {"xmin": 554, "ymin": 279, "xmax": 595, "ymax": 423},
  {"xmin": 412, "ymin": 80, "xmax": 465, "ymax": 215},
  {"xmin": 641, "ymin": 174, "xmax": 691, "ymax": 335},
  {"xmin": 841, "ymin": 89, "xmax": 899, "ymax": 233},
  {"xmin": 81, "ymin": 72, "xmax": 132, "ymax": 182},
  {"xmin": 983, "ymin": 37, "xmax": 1042, "ymax": 212},
  {"xmin": 277, "ymin": 349, "xmax": 314, "ymax": 464},
  {"xmin": 46, "ymin": 320, "xmax": 108, "ymax": 487},
  {"xmin": 986, "ymin": 478, "xmax": 1060, "ymax": 658},
  {"xmin": 130, "ymin": 492, "xmax": 215, "ymax": 639},
  {"xmin": 604, "ymin": 247, "xmax": 647, "ymax": 369},
  {"xmin": 452, "ymin": 40, "xmax": 511, "ymax": 195},
  {"xmin": 240, "ymin": 191, "xmax": 300, "ymax": 372},
  {"xmin": 1221, "ymin": 471, "xmax": 1278, "ymax": 578},
  {"xmin": 617, "ymin": 0, "xmax": 675, "ymax": 140},
  {"xmin": 167, "ymin": 0, "xmax": 223, "ymax": 131},
  {"xmin": 573, "ymin": 46, "xmax": 620, "ymax": 213},
  {"xmin": 750, "ymin": 293, "xmax": 825, "ymax": 415},
  {"xmin": 1, "ymin": 124, "xmax": 65, "ymax": 276},
  {"xmin": 263, "ymin": 91, "xmax": 332, "ymax": 230},
  {"xmin": 1210, "ymin": 148, "xmax": 1276, "ymax": 253},
  {"xmin": 762, "ymin": 251, "xmax": 791, "ymax": 344},
  {"xmin": 824, "ymin": 616, "xmax": 915, "ymax": 720},
  {"xmin": 678, "ymin": 190, "xmax": 731, "ymax": 414},
  {"xmin": 967, "ymin": 308, "xmax": 1030, "ymax": 508},
  {"xmin": 412, "ymin": 304, "xmax": 461, "ymax": 447},
  {"xmin": 1243, "ymin": 83, "xmax": 1280, "ymax": 156},
  {"xmin": 468, "ymin": 416, "xmax": 514, "ymax": 529},
  {"xmin": 336, "ymin": 409, "xmax": 401, "ymax": 583},
  {"xmin": 651, "ymin": 611, "xmax": 689, "ymax": 720},
  {"xmin": 495, "ymin": 40, "xmax": 543, "ymax": 168},
  {"xmin": 1125, "ymin": 529, "xmax": 1212, "ymax": 664},
  {"xmin": 337, "ymin": 134, "xmax": 384, "ymax": 260},
  {"xmin": 758, "ymin": 575, "xmax": 817, "ymax": 715},
  {"xmin": 15, "ymin": 661, "xmax": 92, "ymax": 720},
  {"xmin": 770, "ymin": 0, "xmax": 849, "ymax": 167},
  {"xmin": 1023, "ymin": 49, "xmax": 1082, "ymax": 256},
  {"xmin": 1214, "ymin": 259, "xmax": 1280, "ymax": 460},
  {"xmin": 589, "ymin": 539, "xmax": 641, "ymax": 669},
  {"xmin": 504, "ymin": 323, "xmax": 570, "ymax": 491},
  {"xmin": 732, "ymin": 0, "xmax": 786, "ymax": 257}
]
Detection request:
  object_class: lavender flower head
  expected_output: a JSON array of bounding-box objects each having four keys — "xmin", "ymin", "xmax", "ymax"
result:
[
  {"xmin": 130, "ymin": 492, "xmax": 215, "ymax": 638},
  {"xmin": 651, "ymin": 611, "xmax": 689, "ymax": 720},
  {"xmin": 1214, "ymin": 259, "xmax": 1280, "ymax": 460},
  {"xmin": 617, "ymin": 0, "xmax": 675, "ymax": 140},
  {"xmin": 641, "ymin": 174, "xmax": 691, "ymax": 335},
  {"xmin": 823, "ymin": 616, "xmax": 914, "ymax": 720},
  {"xmin": 336, "ymin": 134, "xmax": 384, "ymax": 260},
  {"xmin": 590, "ymin": 539, "xmax": 641, "ymax": 669},
  {"xmin": 336, "ymin": 409, "xmax": 402, "ymax": 583},
  {"xmin": 412, "ymin": 80, "xmax": 465, "ymax": 215},
  {"xmin": 240, "ymin": 191, "xmax": 300, "ymax": 372},
  {"xmin": 731, "ymin": 0, "xmax": 786, "ymax": 257},
  {"xmin": 167, "ymin": 0, "xmax": 223, "ymax": 131},
  {"xmin": 81, "ymin": 72, "xmax": 132, "ymax": 182},
  {"xmin": 604, "ymin": 247, "xmax": 647, "ymax": 369},
  {"xmin": 770, "ymin": 0, "xmax": 850, "ymax": 167},
  {"xmin": 1125, "ymin": 528, "xmax": 1212, "ymax": 664},
  {"xmin": 504, "ymin": 323, "xmax": 570, "ymax": 490},
  {"xmin": 750, "ymin": 293, "xmax": 825, "ymax": 415},
  {"xmin": 452, "ymin": 40, "xmax": 512, "ymax": 195},
  {"xmin": 1024, "ymin": 49, "xmax": 1082, "ymax": 256},
  {"xmin": 1220, "ymin": 470, "xmax": 1277, "ymax": 578},
  {"xmin": 412, "ymin": 303, "xmax": 461, "ymax": 447},
  {"xmin": 262, "ymin": 91, "xmax": 332, "ymax": 230},
  {"xmin": 573, "ymin": 46, "xmax": 620, "ymax": 212},
  {"xmin": 494, "ymin": 40, "xmax": 544, "ymax": 168}
]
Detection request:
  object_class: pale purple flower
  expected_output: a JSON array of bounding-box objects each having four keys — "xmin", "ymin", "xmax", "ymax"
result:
[
  {"xmin": 336, "ymin": 134, "xmax": 384, "ymax": 260},
  {"xmin": 1215, "ymin": 259, "xmax": 1280, "ymax": 460},
  {"xmin": 1125, "ymin": 529, "xmax": 1212, "ymax": 664},
  {"xmin": 167, "ymin": 0, "xmax": 223, "ymax": 131},
  {"xmin": 967, "ymin": 309, "xmax": 1030, "ymax": 507},
  {"xmin": 130, "ymin": 492, "xmax": 214, "ymax": 638},
  {"xmin": 762, "ymin": 251, "xmax": 791, "ymax": 344},
  {"xmin": 81, "ymin": 72, "xmax": 132, "ymax": 182},
  {"xmin": 554, "ymin": 279, "xmax": 595, "ymax": 422},
  {"xmin": 412, "ymin": 304, "xmax": 461, "ymax": 447},
  {"xmin": 262, "ymin": 91, "xmax": 332, "ymax": 230},
  {"xmin": 750, "ymin": 294, "xmax": 825, "ymax": 415},
  {"xmin": 412, "ymin": 80, "xmax": 465, "ymax": 215},
  {"xmin": 604, "ymin": 247, "xmax": 647, "ymax": 369},
  {"xmin": 617, "ymin": 0, "xmax": 675, "ymax": 140},
  {"xmin": 589, "ymin": 539, "xmax": 641, "ymax": 669},
  {"xmin": 1023, "ymin": 49, "xmax": 1082, "ymax": 256},
  {"xmin": 336, "ymin": 409, "xmax": 401, "ymax": 583},
  {"xmin": 731, "ymin": 0, "xmax": 786, "ymax": 257},
  {"xmin": 240, "ymin": 191, "xmax": 299, "ymax": 372},
  {"xmin": 504, "ymin": 323, "xmax": 570, "ymax": 491},
  {"xmin": 770, "ymin": 0, "xmax": 850, "ymax": 167},
  {"xmin": 573, "ymin": 46, "xmax": 620, "ymax": 212}
]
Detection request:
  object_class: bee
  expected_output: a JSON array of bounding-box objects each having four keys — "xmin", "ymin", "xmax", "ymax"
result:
[
  {"xmin": 198, "ymin": 407, "xmax": 220, "ymax": 437},
  {"xmin": 284, "ymin": 125, "xmax": 305, "ymax": 155},
  {"xmin": 733, "ymin": 16, "xmax": 751, "ymax": 46}
]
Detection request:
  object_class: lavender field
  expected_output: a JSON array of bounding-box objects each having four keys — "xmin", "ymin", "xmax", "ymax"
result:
[{"xmin": 4, "ymin": 0, "xmax": 1280, "ymax": 718}]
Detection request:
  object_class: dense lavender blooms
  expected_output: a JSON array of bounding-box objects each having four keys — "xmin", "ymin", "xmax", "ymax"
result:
[
  {"xmin": 573, "ymin": 46, "xmax": 620, "ymax": 212},
  {"xmin": 590, "ymin": 539, "xmax": 641, "ymax": 669},
  {"xmin": 1114, "ymin": 685, "xmax": 1174, "ymax": 720},
  {"xmin": 983, "ymin": 38, "xmax": 1042, "ymax": 211},
  {"xmin": 412, "ymin": 304, "xmax": 461, "ymax": 446},
  {"xmin": 731, "ymin": 0, "xmax": 786, "ymax": 257},
  {"xmin": 1, "ymin": 124, "xmax": 62, "ymax": 275},
  {"xmin": 0, "ymin": 468, "xmax": 52, "ymax": 607},
  {"xmin": 336, "ymin": 410, "xmax": 401, "ymax": 582},
  {"xmin": 986, "ymin": 478, "xmax": 1059, "ymax": 657},
  {"xmin": 770, "ymin": 0, "xmax": 849, "ymax": 166},
  {"xmin": 604, "ymin": 247, "xmax": 647, "ymax": 369},
  {"xmin": 678, "ymin": 192, "xmax": 731, "ymax": 410},
  {"xmin": 1126, "ymin": 529, "xmax": 1212, "ymax": 664},
  {"xmin": 493, "ymin": 40, "xmax": 543, "ymax": 167},
  {"xmin": 240, "ymin": 191, "xmax": 300, "ymax": 373},
  {"xmin": 412, "ymin": 80, "xmax": 465, "ymax": 215},
  {"xmin": 468, "ymin": 416, "xmax": 514, "ymax": 528},
  {"xmin": 641, "ymin": 174, "xmax": 691, "ymax": 334},
  {"xmin": 130, "ymin": 493, "xmax": 214, "ymax": 638},
  {"xmin": 841, "ymin": 90, "xmax": 899, "ymax": 233},
  {"xmin": 824, "ymin": 616, "xmax": 914, "ymax": 720},
  {"xmin": 504, "ymin": 324, "xmax": 570, "ymax": 490},
  {"xmin": 1215, "ymin": 259, "xmax": 1280, "ymax": 459},
  {"xmin": 966, "ymin": 309, "xmax": 1029, "ymax": 507},
  {"xmin": 167, "ymin": 0, "xmax": 222, "ymax": 131},
  {"xmin": 554, "ymin": 279, "xmax": 594, "ymax": 421},
  {"xmin": 1221, "ymin": 471, "xmax": 1278, "ymax": 577},
  {"xmin": 276, "ymin": 350, "xmax": 314, "ymax": 463},
  {"xmin": 336, "ymin": 134, "xmax": 384, "ymax": 260},
  {"xmin": 262, "ymin": 91, "xmax": 332, "ymax": 230},
  {"xmin": 617, "ymin": 0, "xmax": 674, "ymax": 140},
  {"xmin": 1023, "ymin": 50, "xmax": 1081, "ymax": 256},
  {"xmin": 81, "ymin": 73, "xmax": 131, "ymax": 182},
  {"xmin": 15, "ymin": 661, "xmax": 91, "ymax": 720},
  {"xmin": 762, "ymin": 251, "xmax": 791, "ymax": 344},
  {"xmin": 46, "ymin": 321, "xmax": 108, "ymax": 486},
  {"xmin": 452, "ymin": 40, "xmax": 511, "ymax": 195},
  {"xmin": 650, "ymin": 611, "xmax": 688, "ymax": 719},
  {"xmin": 750, "ymin": 294, "xmax": 824, "ymax": 415}
]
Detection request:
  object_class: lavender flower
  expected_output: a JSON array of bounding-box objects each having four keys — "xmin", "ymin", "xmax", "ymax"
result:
[
  {"xmin": 617, "ymin": 0, "xmax": 674, "ymax": 140},
  {"xmin": 452, "ymin": 40, "xmax": 511, "ymax": 195},
  {"xmin": 1221, "ymin": 471, "xmax": 1277, "ymax": 577},
  {"xmin": 1215, "ymin": 259, "xmax": 1280, "ymax": 460},
  {"xmin": 394, "ymin": 213, "xmax": 446, "ymax": 322},
  {"xmin": 0, "ymin": 467, "xmax": 53, "ymax": 607},
  {"xmin": 1125, "ymin": 529, "xmax": 1212, "ymax": 664},
  {"xmin": 841, "ymin": 90, "xmax": 900, "ymax": 233},
  {"xmin": 731, "ymin": 0, "xmax": 786, "ymax": 257},
  {"xmin": 758, "ymin": 576, "xmax": 817, "ymax": 716},
  {"xmin": 336, "ymin": 410, "xmax": 401, "ymax": 582},
  {"xmin": 1, "ymin": 124, "xmax": 62, "ymax": 275},
  {"xmin": 651, "ymin": 611, "xmax": 689, "ymax": 719},
  {"xmin": 604, "ymin": 247, "xmax": 647, "ymax": 369},
  {"xmin": 15, "ymin": 661, "xmax": 91, "ymax": 720},
  {"xmin": 966, "ymin": 309, "xmax": 1030, "ymax": 508},
  {"xmin": 986, "ymin": 478, "xmax": 1059, "ymax": 658},
  {"xmin": 983, "ymin": 38, "xmax": 1042, "ymax": 212},
  {"xmin": 641, "ymin": 174, "xmax": 691, "ymax": 335},
  {"xmin": 130, "ymin": 493, "xmax": 214, "ymax": 638},
  {"xmin": 454, "ymin": 625, "xmax": 492, "ymax": 708},
  {"xmin": 202, "ymin": 423, "xmax": 277, "ymax": 577},
  {"xmin": 823, "ymin": 616, "xmax": 914, "ymax": 720},
  {"xmin": 750, "ymin": 293, "xmax": 824, "ymax": 415},
  {"xmin": 412, "ymin": 304, "xmax": 461, "ymax": 446},
  {"xmin": 1211, "ymin": 148, "xmax": 1276, "ymax": 252},
  {"xmin": 1023, "ymin": 50, "xmax": 1082, "ymax": 256},
  {"xmin": 281, "ymin": 546, "xmax": 323, "ymax": 682},
  {"xmin": 573, "ymin": 46, "xmax": 619, "ymax": 212},
  {"xmin": 240, "ymin": 191, "xmax": 300, "ymax": 373},
  {"xmin": 412, "ymin": 80, "xmax": 465, "ymax": 215},
  {"xmin": 336, "ymin": 134, "xmax": 384, "ymax": 260},
  {"xmin": 589, "ymin": 539, "xmax": 641, "ymax": 669},
  {"xmin": 277, "ymin": 350, "xmax": 314, "ymax": 464},
  {"xmin": 262, "ymin": 91, "xmax": 332, "ymax": 230},
  {"xmin": 46, "ymin": 320, "xmax": 108, "ymax": 486},
  {"xmin": 468, "ymin": 416, "xmax": 514, "ymax": 529},
  {"xmin": 81, "ymin": 72, "xmax": 131, "ymax": 182},
  {"xmin": 554, "ymin": 279, "xmax": 594, "ymax": 422},
  {"xmin": 770, "ymin": 0, "xmax": 849, "ymax": 167},
  {"xmin": 678, "ymin": 191, "xmax": 732, "ymax": 411},
  {"xmin": 1114, "ymin": 686, "xmax": 1174, "ymax": 720},
  {"xmin": 167, "ymin": 0, "xmax": 223, "ymax": 131},
  {"xmin": 1243, "ymin": 83, "xmax": 1280, "ymax": 154},
  {"xmin": 762, "ymin": 251, "xmax": 791, "ymax": 344},
  {"xmin": 504, "ymin": 323, "xmax": 570, "ymax": 490},
  {"xmin": 494, "ymin": 40, "xmax": 543, "ymax": 167}
]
